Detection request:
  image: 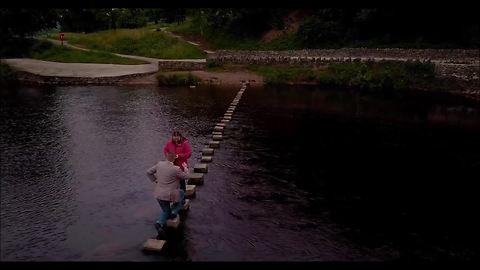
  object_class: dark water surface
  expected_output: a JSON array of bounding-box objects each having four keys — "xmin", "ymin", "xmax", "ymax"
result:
[{"xmin": 1, "ymin": 84, "xmax": 479, "ymax": 261}]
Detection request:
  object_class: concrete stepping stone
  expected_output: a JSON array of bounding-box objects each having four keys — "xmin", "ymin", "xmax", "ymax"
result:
[
  {"xmin": 186, "ymin": 185, "xmax": 196, "ymax": 198},
  {"xmin": 143, "ymin": 239, "xmax": 165, "ymax": 252},
  {"xmin": 202, "ymin": 148, "xmax": 214, "ymax": 155},
  {"xmin": 188, "ymin": 172, "xmax": 204, "ymax": 185},
  {"xmin": 194, "ymin": 163, "xmax": 208, "ymax": 173},
  {"xmin": 166, "ymin": 215, "xmax": 180, "ymax": 228},
  {"xmin": 216, "ymin": 123, "xmax": 227, "ymax": 127},
  {"xmin": 220, "ymin": 119, "xmax": 230, "ymax": 124},
  {"xmin": 201, "ymin": 156, "xmax": 213, "ymax": 163},
  {"xmin": 209, "ymin": 140, "xmax": 220, "ymax": 148},
  {"xmin": 224, "ymin": 116, "xmax": 232, "ymax": 120},
  {"xmin": 214, "ymin": 126, "xmax": 224, "ymax": 132},
  {"xmin": 212, "ymin": 131, "xmax": 223, "ymax": 135},
  {"xmin": 212, "ymin": 134, "xmax": 223, "ymax": 141}
]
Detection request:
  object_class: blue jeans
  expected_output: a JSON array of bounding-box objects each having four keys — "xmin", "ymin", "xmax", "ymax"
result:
[{"xmin": 156, "ymin": 190, "xmax": 185, "ymax": 226}]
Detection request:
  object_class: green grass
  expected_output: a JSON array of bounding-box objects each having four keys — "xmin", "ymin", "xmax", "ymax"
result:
[
  {"xmin": 0, "ymin": 62, "xmax": 19, "ymax": 88},
  {"xmin": 29, "ymin": 40, "xmax": 146, "ymax": 64},
  {"xmin": 156, "ymin": 72, "xmax": 201, "ymax": 86},
  {"xmin": 249, "ymin": 65, "xmax": 318, "ymax": 84},
  {"xmin": 45, "ymin": 27, "xmax": 206, "ymax": 59},
  {"xmin": 250, "ymin": 61, "xmax": 436, "ymax": 89}
]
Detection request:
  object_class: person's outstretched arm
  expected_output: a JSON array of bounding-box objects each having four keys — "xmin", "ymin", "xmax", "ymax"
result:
[
  {"xmin": 146, "ymin": 165, "xmax": 157, "ymax": 183},
  {"xmin": 176, "ymin": 165, "xmax": 190, "ymax": 180}
]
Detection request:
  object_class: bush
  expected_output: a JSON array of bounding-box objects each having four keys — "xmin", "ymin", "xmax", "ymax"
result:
[
  {"xmin": 156, "ymin": 72, "xmax": 200, "ymax": 86},
  {"xmin": 250, "ymin": 61, "xmax": 436, "ymax": 89},
  {"xmin": 320, "ymin": 61, "xmax": 435, "ymax": 89}
]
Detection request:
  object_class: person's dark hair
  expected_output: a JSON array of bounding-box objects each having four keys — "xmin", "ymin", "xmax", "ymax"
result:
[
  {"xmin": 166, "ymin": 152, "xmax": 176, "ymax": 162},
  {"xmin": 172, "ymin": 131, "xmax": 185, "ymax": 144}
]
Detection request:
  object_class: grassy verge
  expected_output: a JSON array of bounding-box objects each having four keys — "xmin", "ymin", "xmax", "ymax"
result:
[
  {"xmin": 44, "ymin": 27, "xmax": 206, "ymax": 59},
  {"xmin": 249, "ymin": 61, "xmax": 436, "ymax": 89},
  {"xmin": 30, "ymin": 40, "xmax": 146, "ymax": 64},
  {"xmin": 156, "ymin": 72, "xmax": 201, "ymax": 86},
  {"xmin": 0, "ymin": 62, "xmax": 19, "ymax": 88}
]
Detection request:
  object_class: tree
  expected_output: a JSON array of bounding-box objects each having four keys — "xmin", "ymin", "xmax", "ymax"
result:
[
  {"xmin": 115, "ymin": 8, "xmax": 147, "ymax": 29},
  {"xmin": 59, "ymin": 9, "xmax": 111, "ymax": 33},
  {"xmin": 0, "ymin": 8, "xmax": 59, "ymax": 39},
  {"xmin": 145, "ymin": 8, "xmax": 162, "ymax": 25}
]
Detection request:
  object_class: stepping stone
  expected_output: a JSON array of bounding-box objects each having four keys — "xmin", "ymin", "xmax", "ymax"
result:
[
  {"xmin": 143, "ymin": 239, "xmax": 166, "ymax": 252},
  {"xmin": 224, "ymin": 113, "xmax": 233, "ymax": 117},
  {"xmin": 212, "ymin": 134, "xmax": 223, "ymax": 141},
  {"xmin": 224, "ymin": 116, "xmax": 232, "ymax": 120},
  {"xmin": 186, "ymin": 185, "xmax": 196, "ymax": 198},
  {"xmin": 216, "ymin": 123, "xmax": 227, "ymax": 127},
  {"xmin": 231, "ymin": 102, "xmax": 238, "ymax": 105},
  {"xmin": 226, "ymin": 110, "xmax": 234, "ymax": 113},
  {"xmin": 212, "ymin": 131, "xmax": 223, "ymax": 135},
  {"xmin": 202, "ymin": 148, "xmax": 214, "ymax": 155},
  {"xmin": 220, "ymin": 119, "xmax": 230, "ymax": 124},
  {"xmin": 214, "ymin": 126, "xmax": 224, "ymax": 132},
  {"xmin": 194, "ymin": 163, "xmax": 208, "ymax": 173},
  {"xmin": 166, "ymin": 215, "xmax": 180, "ymax": 228},
  {"xmin": 188, "ymin": 172, "xmax": 204, "ymax": 185},
  {"xmin": 209, "ymin": 140, "xmax": 220, "ymax": 148},
  {"xmin": 201, "ymin": 156, "xmax": 213, "ymax": 163}
]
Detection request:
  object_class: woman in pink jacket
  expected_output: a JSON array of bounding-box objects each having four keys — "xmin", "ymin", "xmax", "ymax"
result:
[{"xmin": 163, "ymin": 131, "xmax": 192, "ymax": 198}]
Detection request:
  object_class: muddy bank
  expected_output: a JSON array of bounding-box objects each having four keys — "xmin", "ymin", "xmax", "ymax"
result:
[
  {"xmin": 125, "ymin": 70, "xmax": 264, "ymax": 86},
  {"xmin": 13, "ymin": 70, "xmax": 157, "ymax": 86}
]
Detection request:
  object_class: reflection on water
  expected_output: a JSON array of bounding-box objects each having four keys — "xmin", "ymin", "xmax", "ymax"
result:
[{"xmin": 1, "ymin": 84, "xmax": 479, "ymax": 261}]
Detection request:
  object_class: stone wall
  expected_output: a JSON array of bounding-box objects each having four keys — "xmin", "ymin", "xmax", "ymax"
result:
[
  {"xmin": 208, "ymin": 49, "xmax": 479, "ymax": 64},
  {"xmin": 207, "ymin": 48, "xmax": 479, "ymax": 81},
  {"xmin": 158, "ymin": 60, "xmax": 206, "ymax": 71}
]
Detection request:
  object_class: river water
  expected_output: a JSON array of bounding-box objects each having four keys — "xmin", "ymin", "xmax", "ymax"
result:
[{"xmin": 1, "ymin": 84, "xmax": 479, "ymax": 261}]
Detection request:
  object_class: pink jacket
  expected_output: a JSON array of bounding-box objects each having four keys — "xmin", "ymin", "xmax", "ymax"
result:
[{"xmin": 163, "ymin": 138, "xmax": 192, "ymax": 170}]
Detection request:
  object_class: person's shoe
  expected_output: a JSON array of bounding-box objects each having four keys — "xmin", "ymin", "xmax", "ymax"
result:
[{"xmin": 155, "ymin": 222, "xmax": 166, "ymax": 239}]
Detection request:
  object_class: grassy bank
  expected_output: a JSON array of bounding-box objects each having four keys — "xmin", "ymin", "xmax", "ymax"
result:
[
  {"xmin": 156, "ymin": 72, "xmax": 201, "ymax": 86},
  {"xmin": 164, "ymin": 18, "xmax": 300, "ymax": 50},
  {"xmin": 44, "ymin": 27, "xmax": 206, "ymax": 59},
  {"xmin": 0, "ymin": 62, "xmax": 19, "ymax": 88},
  {"xmin": 30, "ymin": 40, "xmax": 146, "ymax": 64},
  {"xmin": 248, "ymin": 61, "xmax": 436, "ymax": 89}
]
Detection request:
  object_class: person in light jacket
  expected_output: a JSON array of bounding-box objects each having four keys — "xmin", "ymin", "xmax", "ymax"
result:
[{"xmin": 147, "ymin": 152, "xmax": 189, "ymax": 238}]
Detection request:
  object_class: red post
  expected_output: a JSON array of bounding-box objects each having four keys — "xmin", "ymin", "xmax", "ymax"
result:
[{"xmin": 59, "ymin": 32, "xmax": 65, "ymax": 46}]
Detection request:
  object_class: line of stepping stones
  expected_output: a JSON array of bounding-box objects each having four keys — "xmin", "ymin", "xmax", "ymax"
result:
[{"xmin": 143, "ymin": 82, "xmax": 249, "ymax": 253}]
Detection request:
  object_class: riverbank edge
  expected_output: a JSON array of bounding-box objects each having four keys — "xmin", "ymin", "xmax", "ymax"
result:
[{"xmin": 2, "ymin": 63, "xmax": 478, "ymax": 102}]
